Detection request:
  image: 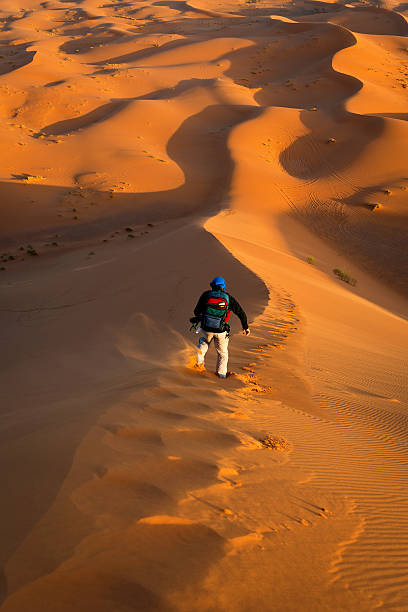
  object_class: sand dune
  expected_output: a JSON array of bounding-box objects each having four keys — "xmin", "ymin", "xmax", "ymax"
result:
[{"xmin": 1, "ymin": 0, "xmax": 408, "ymax": 609}]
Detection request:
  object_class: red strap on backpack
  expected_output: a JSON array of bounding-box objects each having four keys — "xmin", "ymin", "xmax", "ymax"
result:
[{"xmin": 207, "ymin": 297, "xmax": 228, "ymax": 309}]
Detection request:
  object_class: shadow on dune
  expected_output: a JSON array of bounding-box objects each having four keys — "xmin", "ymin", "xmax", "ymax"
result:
[
  {"xmin": 1, "ymin": 99, "xmax": 259, "ymax": 246},
  {"xmin": 37, "ymin": 101, "xmax": 131, "ymax": 136},
  {"xmin": 3, "ymin": 519, "xmax": 226, "ymax": 611},
  {"xmin": 37, "ymin": 77, "xmax": 228, "ymax": 137},
  {"xmin": 92, "ymin": 37, "xmax": 189, "ymax": 66},
  {"xmin": 59, "ymin": 23, "xmax": 129, "ymax": 54},
  {"xmin": 94, "ymin": 17, "xmax": 362, "ymax": 117},
  {"xmin": 153, "ymin": 0, "xmax": 209, "ymax": 15},
  {"xmin": 0, "ymin": 572, "xmax": 6, "ymax": 609},
  {"xmin": 0, "ymin": 42, "xmax": 36, "ymax": 76}
]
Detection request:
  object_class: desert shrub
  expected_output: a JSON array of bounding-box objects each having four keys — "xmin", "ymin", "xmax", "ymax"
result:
[
  {"xmin": 259, "ymin": 435, "xmax": 289, "ymax": 451},
  {"xmin": 333, "ymin": 268, "xmax": 357, "ymax": 286},
  {"xmin": 306, "ymin": 256, "xmax": 315, "ymax": 264}
]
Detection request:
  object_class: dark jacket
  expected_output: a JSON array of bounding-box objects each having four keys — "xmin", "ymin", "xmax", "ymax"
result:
[{"xmin": 194, "ymin": 291, "xmax": 248, "ymax": 332}]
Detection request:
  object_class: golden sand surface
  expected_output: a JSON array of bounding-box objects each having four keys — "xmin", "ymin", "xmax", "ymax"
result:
[{"xmin": 0, "ymin": 0, "xmax": 407, "ymax": 609}]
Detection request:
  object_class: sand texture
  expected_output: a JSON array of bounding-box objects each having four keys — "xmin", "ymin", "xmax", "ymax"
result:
[{"xmin": 0, "ymin": 0, "xmax": 408, "ymax": 609}]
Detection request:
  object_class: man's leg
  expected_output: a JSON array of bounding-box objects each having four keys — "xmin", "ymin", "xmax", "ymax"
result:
[
  {"xmin": 214, "ymin": 331, "xmax": 229, "ymax": 377},
  {"xmin": 196, "ymin": 331, "xmax": 213, "ymax": 367}
]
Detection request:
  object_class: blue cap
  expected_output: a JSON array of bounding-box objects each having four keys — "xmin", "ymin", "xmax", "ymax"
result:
[{"xmin": 210, "ymin": 276, "xmax": 226, "ymax": 289}]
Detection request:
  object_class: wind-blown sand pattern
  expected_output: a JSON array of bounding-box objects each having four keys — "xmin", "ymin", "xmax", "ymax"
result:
[{"xmin": 0, "ymin": 0, "xmax": 408, "ymax": 609}]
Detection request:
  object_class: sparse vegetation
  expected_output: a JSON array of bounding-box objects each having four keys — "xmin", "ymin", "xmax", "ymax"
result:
[
  {"xmin": 23, "ymin": 174, "xmax": 44, "ymax": 182},
  {"xmin": 125, "ymin": 227, "xmax": 133, "ymax": 232},
  {"xmin": 259, "ymin": 435, "xmax": 289, "ymax": 451},
  {"xmin": 333, "ymin": 268, "xmax": 357, "ymax": 286},
  {"xmin": 306, "ymin": 256, "xmax": 315, "ymax": 264}
]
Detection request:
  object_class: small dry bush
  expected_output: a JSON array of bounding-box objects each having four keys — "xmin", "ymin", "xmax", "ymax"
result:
[
  {"xmin": 333, "ymin": 268, "xmax": 357, "ymax": 286},
  {"xmin": 259, "ymin": 435, "xmax": 289, "ymax": 451}
]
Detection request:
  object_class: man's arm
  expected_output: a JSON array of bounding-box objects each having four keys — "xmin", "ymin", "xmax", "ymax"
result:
[
  {"xmin": 229, "ymin": 295, "xmax": 248, "ymax": 330},
  {"xmin": 193, "ymin": 292, "xmax": 208, "ymax": 317}
]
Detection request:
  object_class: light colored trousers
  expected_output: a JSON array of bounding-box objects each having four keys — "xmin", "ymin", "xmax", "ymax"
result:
[{"xmin": 196, "ymin": 330, "xmax": 229, "ymax": 376}]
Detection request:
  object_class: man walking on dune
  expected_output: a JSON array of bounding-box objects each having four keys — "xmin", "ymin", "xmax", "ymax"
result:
[{"xmin": 190, "ymin": 276, "xmax": 250, "ymax": 379}]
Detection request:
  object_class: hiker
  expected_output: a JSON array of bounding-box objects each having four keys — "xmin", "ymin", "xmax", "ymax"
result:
[{"xmin": 190, "ymin": 276, "xmax": 250, "ymax": 379}]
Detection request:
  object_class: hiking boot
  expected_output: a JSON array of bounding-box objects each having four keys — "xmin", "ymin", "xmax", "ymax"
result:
[{"xmin": 216, "ymin": 373, "xmax": 226, "ymax": 379}]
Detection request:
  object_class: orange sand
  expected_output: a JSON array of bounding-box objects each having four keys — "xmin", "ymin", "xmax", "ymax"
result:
[{"xmin": 0, "ymin": 0, "xmax": 408, "ymax": 609}]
